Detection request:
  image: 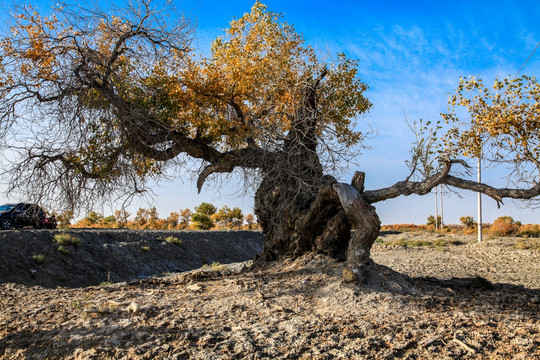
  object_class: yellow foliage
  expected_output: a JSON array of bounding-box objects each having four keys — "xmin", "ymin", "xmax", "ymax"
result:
[
  {"xmin": 442, "ymin": 75, "xmax": 540, "ymax": 162},
  {"xmin": 165, "ymin": 2, "xmax": 370, "ymax": 150},
  {"xmin": 0, "ymin": 2, "xmax": 370, "ymax": 186}
]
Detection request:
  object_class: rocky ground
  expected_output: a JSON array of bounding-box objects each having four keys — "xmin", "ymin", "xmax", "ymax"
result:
[{"xmin": 1, "ymin": 231, "xmax": 539, "ymax": 359}]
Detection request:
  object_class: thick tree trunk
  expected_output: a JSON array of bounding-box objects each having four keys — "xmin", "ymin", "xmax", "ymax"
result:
[
  {"xmin": 254, "ymin": 161, "xmax": 351, "ymax": 261},
  {"xmin": 255, "ymin": 166, "xmax": 381, "ymax": 282}
]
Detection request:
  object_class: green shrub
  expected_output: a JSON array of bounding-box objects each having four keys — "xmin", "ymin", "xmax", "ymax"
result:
[
  {"xmin": 432, "ymin": 238, "xmax": 464, "ymax": 248},
  {"xmin": 191, "ymin": 213, "xmax": 214, "ymax": 230},
  {"xmin": 32, "ymin": 254, "xmax": 45, "ymax": 265},
  {"xmin": 383, "ymin": 238, "xmax": 463, "ymax": 248},
  {"xmin": 203, "ymin": 261, "xmax": 227, "ymax": 271},
  {"xmin": 426, "ymin": 215, "xmax": 442, "ymax": 226},
  {"xmin": 159, "ymin": 236, "xmax": 182, "ymax": 246},
  {"xmin": 53, "ymin": 233, "xmax": 82, "ymax": 247},
  {"xmin": 383, "ymin": 238, "xmax": 430, "ymax": 247},
  {"xmin": 57, "ymin": 245, "xmax": 69, "ymax": 255}
]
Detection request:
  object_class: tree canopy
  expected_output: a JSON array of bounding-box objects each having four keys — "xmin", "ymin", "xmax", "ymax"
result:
[
  {"xmin": 0, "ymin": 1, "xmax": 370, "ymax": 210},
  {"xmin": 441, "ymin": 75, "xmax": 540, "ymax": 206},
  {"xmin": 361, "ymin": 74, "xmax": 540, "ymax": 207}
]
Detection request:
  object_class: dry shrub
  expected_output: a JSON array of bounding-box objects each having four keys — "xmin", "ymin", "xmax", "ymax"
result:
[
  {"xmin": 517, "ymin": 224, "xmax": 540, "ymax": 238},
  {"xmin": 381, "ymin": 224, "xmax": 430, "ymax": 232},
  {"xmin": 32, "ymin": 254, "xmax": 45, "ymax": 265},
  {"xmin": 488, "ymin": 216, "xmax": 520, "ymax": 237},
  {"xmin": 462, "ymin": 226, "xmax": 476, "ymax": 235},
  {"xmin": 383, "ymin": 238, "xmax": 464, "ymax": 248},
  {"xmin": 513, "ymin": 239, "xmax": 540, "ymax": 250},
  {"xmin": 381, "ymin": 224, "xmax": 460, "ymax": 233},
  {"xmin": 53, "ymin": 233, "xmax": 82, "ymax": 247}
]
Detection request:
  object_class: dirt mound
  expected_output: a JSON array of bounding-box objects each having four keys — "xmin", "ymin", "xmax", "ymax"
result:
[{"xmin": 0, "ymin": 229, "xmax": 263, "ymax": 288}]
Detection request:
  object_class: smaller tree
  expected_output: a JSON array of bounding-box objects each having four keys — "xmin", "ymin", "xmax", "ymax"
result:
[
  {"xmin": 134, "ymin": 208, "xmax": 150, "ymax": 228},
  {"xmin": 426, "ymin": 215, "xmax": 442, "ymax": 227},
  {"xmin": 76, "ymin": 211, "xmax": 104, "ymax": 227},
  {"xmin": 178, "ymin": 209, "xmax": 193, "ymax": 229},
  {"xmin": 214, "ymin": 206, "xmax": 244, "ymax": 229},
  {"xmin": 191, "ymin": 202, "xmax": 217, "ymax": 230},
  {"xmin": 244, "ymin": 214, "xmax": 256, "ymax": 230},
  {"xmin": 72, "ymin": 210, "xmax": 102, "ymax": 227},
  {"xmin": 101, "ymin": 215, "xmax": 116, "ymax": 228},
  {"xmin": 54, "ymin": 210, "xmax": 74, "ymax": 228},
  {"xmin": 191, "ymin": 213, "xmax": 214, "ymax": 230},
  {"xmin": 87, "ymin": 211, "xmax": 104, "ymax": 225},
  {"xmin": 459, "ymin": 216, "xmax": 477, "ymax": 229},
  {"xmin": 114, "ymin": 209, "xmax": 130, "ymax": 228},
  {"xmin": 143, "ymin": 207, "xmax": 160, "ymax": 229},
  {"xmin": 229, "ymin": 207, "xmax": 244, "ymax": 229},
  {"xmin": 195, "ymin": 203, "xmax": 217, "ymax": 216},
  {"xmin": 489, "ymin": 216, "xmax": 521, "ymax": 236},
  {"xmin": 166, "ymin": 211, "xmax": 180, "ymax": 230}
]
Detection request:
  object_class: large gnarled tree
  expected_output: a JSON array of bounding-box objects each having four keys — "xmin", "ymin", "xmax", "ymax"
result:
[{"xmin": 1, "ymin": 1, "xmax": 539, "ymax": 282}]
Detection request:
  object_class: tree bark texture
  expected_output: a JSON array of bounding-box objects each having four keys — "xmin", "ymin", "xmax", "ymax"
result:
[
  {"xmin": 333, "ymin": 181, "xmax": 381, "ymax": 282},
  {"xmin": 255, "ymin": 167, "xmax": 381, "ymax": 281},
  {"xmin": 254, "ymin": 156, "xmax": 351, "ymax": 261}
]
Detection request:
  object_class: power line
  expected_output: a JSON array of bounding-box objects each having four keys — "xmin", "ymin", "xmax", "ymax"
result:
[{"xmin": 516, "ymin": 41, "xmax": 540, "ymax": 76}]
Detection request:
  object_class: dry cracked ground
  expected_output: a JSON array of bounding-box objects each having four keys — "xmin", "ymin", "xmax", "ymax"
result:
[{"xmin": 1, "ymin": 231, "xmax": 539, "ymax": 359}]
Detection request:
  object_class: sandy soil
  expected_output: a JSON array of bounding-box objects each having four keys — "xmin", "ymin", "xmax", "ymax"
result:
[{"xmin": 1, "ymin": 231, "xmax": 539, "ymax": 359}]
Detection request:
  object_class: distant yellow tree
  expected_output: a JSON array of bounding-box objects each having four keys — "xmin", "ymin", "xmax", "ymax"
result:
[
  {"xmin": 166, "ymin": 211, "xmax": 180, "ymax": 230},
  {"xmin": 114, "ymin": 209, "xmax": 130, "ymax": 228},
  {"xmin": 178, "ymin": 209, "xmax": 193, "ymax": 229},
  {"xmin": 134, "ymin": 208, "xmax": 149, "ymax": 228},
  {"xmin": 142, "ymin": 207, "xmax": 159, "ymax": 229},
  {"xmin": 438, "ymin": 75, "xmax": 540, "ymax": 206},
  {"xmin": 244, "ymin": 214, "xmax": 259, "ymax": 230}
]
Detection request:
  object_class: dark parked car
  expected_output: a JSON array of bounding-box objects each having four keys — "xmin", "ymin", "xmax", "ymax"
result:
[{"xmin": 0, "ymin": 203, "xmax": 57, "ymax": 230}]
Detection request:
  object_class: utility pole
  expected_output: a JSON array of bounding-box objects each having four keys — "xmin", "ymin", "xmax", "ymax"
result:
[
  {"xmin": 477, "ymin": 155, "xmax": 483, "ymax": 243},
  {"xmin": 440, "ymin": 186, "xmax": 444, "ymax": 230},
  {"xmin": 435, "ymin": 186, "xmax": 439, "ymax": 231}
]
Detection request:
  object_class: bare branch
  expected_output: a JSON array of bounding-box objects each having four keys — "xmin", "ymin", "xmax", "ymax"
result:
[
  {"xmin": 444, "ymin": 175, "xmax": 540, "ymax": 207},
  {"xmin": 364, "ymin": 158, "xmax": 540, "ymax": 207},
  {"xmin": 197, "ymin": 163, "xmax": 234, "ymax": 194},
  {"xmin": 363, "ymin": 159, "xmax": 469, "ymax": 203}
]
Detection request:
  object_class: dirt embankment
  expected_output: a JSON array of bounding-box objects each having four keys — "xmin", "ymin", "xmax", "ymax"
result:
[{"xmin": 0, "ymin": 229, "xmax": 263, "ymax": 288}]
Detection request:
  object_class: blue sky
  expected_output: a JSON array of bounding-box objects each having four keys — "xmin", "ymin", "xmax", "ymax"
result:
[{"xmin": 0, "ymin": 0, "xmax": 539, "ymax": 224}]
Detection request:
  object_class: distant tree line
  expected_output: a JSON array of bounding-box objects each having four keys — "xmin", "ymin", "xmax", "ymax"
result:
[
  {"xmin": 381, "ymin": 215, "xmax": 540, "ymax": 238},
  {"xmin": 54, "ymin": 202, "xmax": 260, "ymax": 230},
  {"xmin": 54, "ymin": 206, "xmax": 538, "ymax": 238}
]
